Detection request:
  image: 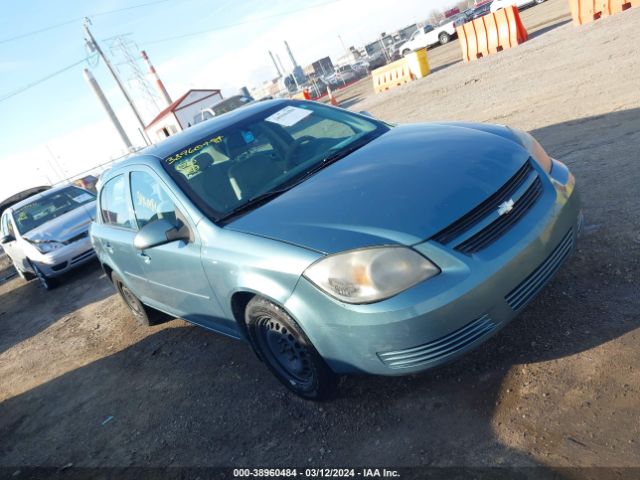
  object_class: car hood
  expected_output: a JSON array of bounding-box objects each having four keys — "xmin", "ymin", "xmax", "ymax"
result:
[
  {"xmin": 226, "ymin": 123, "xmax": 529, "ymax": 254},
  {"xmin": 23, "ymin": 202, "xmax": 96, "ymax": 243}
]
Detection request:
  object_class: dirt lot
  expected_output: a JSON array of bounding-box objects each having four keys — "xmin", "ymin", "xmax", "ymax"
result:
[{"xmin": 1, "ymin": 0, "xmax": 639, "ymax": 473}]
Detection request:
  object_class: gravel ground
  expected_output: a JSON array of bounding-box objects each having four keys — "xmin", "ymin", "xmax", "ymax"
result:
[{"xmin": 1, "ymin": 0, "xmax": 639, "ymax": 472}]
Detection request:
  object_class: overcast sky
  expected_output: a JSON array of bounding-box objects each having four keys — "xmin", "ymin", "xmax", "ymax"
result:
[{"xmin": 0, "ymin": 0, "xmax": 454, "ymax": 199}]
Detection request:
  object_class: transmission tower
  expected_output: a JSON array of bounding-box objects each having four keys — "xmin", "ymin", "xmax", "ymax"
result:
[{"xmin": 107, "ymin": 34, "xmax": 162, "ymax": 116}]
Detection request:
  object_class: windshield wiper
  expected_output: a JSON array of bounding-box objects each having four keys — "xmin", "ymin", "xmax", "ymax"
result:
[
  {"xmin": 218, "ymin": 133, "xmax": 379, "ymax": 223},
  {"xmin": 284, "ymin": 134, "xmax": 378, "ymax": 187},
  {"xmin": 217, "ymin": 188, "xmax": 291, "ymax": 222}
]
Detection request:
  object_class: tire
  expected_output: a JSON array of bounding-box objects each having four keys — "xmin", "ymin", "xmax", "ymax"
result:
[
  {"xmin": 245, "ymin": 296, "xmax": 337, "ymax": 400},
  {"xmin": 13, "ymin": 262, "xmax": 34, "ymax": 281},
  {"xmin": 111, "ymin": 272, "xmax": 153, "ymax": 326},
  {"xmin": 535, "ymin": 0, "xmax": 545, "ymax": 3},
  {"xmin": 31, "ymin": 262, "xmax": 57, "ymax": 290},
  {"xmin": 439, "ymin": 32, "xmax": 450, "ymax": 45},
  {"xmin": 402, "ymin": 49, "xmax": 411, "ymax": 56}
]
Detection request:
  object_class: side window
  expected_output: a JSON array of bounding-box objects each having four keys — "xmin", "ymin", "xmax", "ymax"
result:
[
  {"xmin": 130, "ymin": 171, "xmax": 176, "ymax": 229},
  {"xmin": 100, "ymin": 175, "xmax": 136, "ymax": 229},
  {"xmin": 0, "ymin": 214, "xmax": 7, "ymax": 236},
  {"xmin": 2, "ymin": 213, "xmax": 15, "ymax": 237}
]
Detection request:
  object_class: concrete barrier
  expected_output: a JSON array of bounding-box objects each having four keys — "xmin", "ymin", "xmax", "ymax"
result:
[
  {"xmin": 569, "ymin": 0, "xmax": 637, "ymax": 24},
  {"xmin": 457, "ymin": 6, "xmax": 528, "ymax": 62},
  {"xmin": 372, "ymin": 49, "xmax": 430, "ymax": 93}
]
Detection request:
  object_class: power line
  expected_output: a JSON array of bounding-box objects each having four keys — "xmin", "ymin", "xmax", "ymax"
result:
[
  {"xmin": 0, "ymin": 0, "xmax": 346, "ymax": 104},
  {"xmin": 0, "ymin": 0, "xmax": 174, "ymax": 45},
  {"xmin": 0, "ymin": 56, "xmax": 95, "ymax": 104},
  {"xmin": 145, "ymin": 0, "xmax": 343, "ymax": 45}
]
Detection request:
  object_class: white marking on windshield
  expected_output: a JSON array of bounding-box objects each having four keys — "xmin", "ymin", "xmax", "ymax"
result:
[{"xmin": 265, "ymin": 106, "xmax": 312, "ymax": 127}]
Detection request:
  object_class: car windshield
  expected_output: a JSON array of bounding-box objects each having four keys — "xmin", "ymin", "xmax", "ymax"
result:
[
  {"xmin": 13, "ymin": 186, "xmax": 95, "ymax": 234},
  {"xmin": 162, "ymin": 101, "xmax": 388, "ymax": 221}
]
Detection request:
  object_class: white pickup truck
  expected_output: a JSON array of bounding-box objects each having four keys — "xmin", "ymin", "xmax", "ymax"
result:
[{"xmin": 399, "ymin": 20, "xmax": 458, "ymax": 55}]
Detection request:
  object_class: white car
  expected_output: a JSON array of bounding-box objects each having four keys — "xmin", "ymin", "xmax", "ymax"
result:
[
  {"xmin": 399, "ymin": 21, "xmax": 457, "ymax": 55},
  {"xmin": 490, "ymin": 0, "xmax": 545, "ymax": 12},
  {"xmin": 0, "ymin": 185, "xmax": 97, "ymax": 289}
]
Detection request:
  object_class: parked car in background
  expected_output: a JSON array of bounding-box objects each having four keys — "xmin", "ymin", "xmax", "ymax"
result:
[
  {"xmin": 91, "ymin": 99, "xmax": 581, "ymax": 399},
  {"xmin": 366, "ymin": 52, "xmax": 388, "ymax": 70},
  {"xmin": 491, "ymin": 0, "xmax": 545, "ymax": 12},
  {"xmin": 191, "ymin": 95, "xmax": 253, "ymax": 126},
  {"xmin": 470, "ymin": 1, "xmax": 494, "ymax": 19},
  {"xmin": 399, "ymin": 20, "xmax": 457, "ymax": 54},
  {"xmin": 0, "ymin": 185, "xmax": 97, "ymax": 289},
  {"xmin": 324, "ymin": 65, "xmax": 361, "ymax": 87},
  {"xmin": 351, "ymin": 60, "xmax": 370, "ymax": 74}
]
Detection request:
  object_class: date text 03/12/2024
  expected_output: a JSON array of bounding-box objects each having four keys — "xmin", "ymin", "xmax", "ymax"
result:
[{"xmin": 232, "ymin": 468, "xmax": 400, "ymax": 478}]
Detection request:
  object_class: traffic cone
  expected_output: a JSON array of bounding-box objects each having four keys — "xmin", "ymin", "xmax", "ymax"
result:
[
  {"xmin": 303, "ymin": 88, "xmax": 311, "ymax": 100},
  {"xmin": 327, "ymin": 86, "xmax": 340, "ymax": 107}
]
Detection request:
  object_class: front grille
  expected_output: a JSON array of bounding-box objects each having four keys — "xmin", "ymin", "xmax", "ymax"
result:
[
  {"xmin": 432, "ymin": 161, "xmax": 533, "ymax": 245},
  {"xmin": 378, "ymin": 314, "xmax": 496, "ymax": 369},
  {"xmin": 455, "ymin": 177, "xmax": 543, "ymax": 254},
  {"xmin": 505, "ymin": 229, "xmax": 574, "ymax": 311}
]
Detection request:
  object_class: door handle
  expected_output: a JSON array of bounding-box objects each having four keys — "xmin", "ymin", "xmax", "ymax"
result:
[
  {"xmin": 104, "ymin": 243, "xmax": 114, "ymax": 254},
  {"xmin": 137, "ymin": 252, "xmax": 151, "ymax": 264}
]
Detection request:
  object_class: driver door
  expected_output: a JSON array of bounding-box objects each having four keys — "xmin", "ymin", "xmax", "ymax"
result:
[{"xmin": 128, "ymin": 169, "xmax": 235, "ymax": 336}]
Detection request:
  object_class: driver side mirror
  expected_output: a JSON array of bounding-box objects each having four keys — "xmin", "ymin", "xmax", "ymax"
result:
[
  {"xmin": 134, "ymin": 218, "xmax": 190, "ymax": 250},
  {"xmin": 0, "ymin": 234, "xmax": 15, "ymax": 244}
]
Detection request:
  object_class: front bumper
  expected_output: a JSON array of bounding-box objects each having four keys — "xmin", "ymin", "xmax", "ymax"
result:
[
  {"xmin": 284, "ymin": 161, "xmax": 581, "ymax": 375},
  {"xmin": 32, "ymin": 236, "xmax": 96, "ymax": 277}
]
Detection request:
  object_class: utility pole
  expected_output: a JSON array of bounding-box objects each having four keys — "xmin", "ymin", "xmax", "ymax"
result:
[
  {"xmin": 83, "ymin": 68, "xmax": 133, "ymax": 150},
  {"xmin": 338, "ymin": 35, "xmax": 350, "ymax": 59},
  {"xmin": 83, "ymin": 18, "xmax": 149, "ymax": 145}
]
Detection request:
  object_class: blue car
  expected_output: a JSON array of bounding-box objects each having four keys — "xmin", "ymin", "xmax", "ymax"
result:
[{"xmin": 90, "ymin": 99, "xmax": 581, "ymax": 399}]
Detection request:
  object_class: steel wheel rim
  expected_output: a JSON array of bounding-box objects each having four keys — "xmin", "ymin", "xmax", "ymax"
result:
[
  {"xmin": 257, "ymin": 315, "xmax": 314, "ymax": 388},
  {"xmin": 120, "ymin": 284, "xmax": 143, "ymax": 316}
]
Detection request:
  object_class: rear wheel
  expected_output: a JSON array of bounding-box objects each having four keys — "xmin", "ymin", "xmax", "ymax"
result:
[
  {"xmin": 112, "ymin": 272, "xmax": 152, "ymax": 326},
  {"xmin": 245, "ymin": 296, "xmax": 337, "ymax": 400},
  {"xmin": 439, "ymin": 32, "xmax": 451, "ymax": 45}
]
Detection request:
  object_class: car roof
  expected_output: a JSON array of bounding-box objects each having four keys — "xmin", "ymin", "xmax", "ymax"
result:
[
  {"xmin": 140, "ymin": 98, "xmax": 289, "ymax": 161},
  {"xmin": 8, "ymin": 184, "xmax": 83, "ymax": 212}
]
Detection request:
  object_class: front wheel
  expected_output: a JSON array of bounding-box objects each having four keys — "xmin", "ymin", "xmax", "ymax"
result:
[
  {"xmin": 439, "ymin": 32, "xmax": 451, "ymax": 45},
  {"xmin": 31, "ymin": 262, "xmax": 57, "ymax": 290},
  {"xmin": 13, "ymin": 261, "xmax": 34, "ymax": 281},
  {"xmin": 245, "ymin": 296, "xmax": 337, "ymax": 400},
  {"xmin": 402, "ymin": 49, "xmax": 412, "ymax": 56}
]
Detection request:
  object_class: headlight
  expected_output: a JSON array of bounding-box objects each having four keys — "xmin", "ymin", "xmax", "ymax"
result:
[
  {"xmin": 303, "ymin": 246, "xmax": 440, "ymax": 304},
  {"xmin": 509, "ymin": 128, "xmax": 552, "ymax": 173},
  {"xmin": 34, "ymin": 241, "xmax": 64, "ymax": 254}
]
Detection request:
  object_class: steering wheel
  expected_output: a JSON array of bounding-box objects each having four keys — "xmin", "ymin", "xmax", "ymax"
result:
[{"xmin": 284, "ymin": 136, "xmax": 315, "ymax": 169}]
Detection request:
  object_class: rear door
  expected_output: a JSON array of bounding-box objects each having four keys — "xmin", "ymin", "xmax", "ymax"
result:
[
  {"xmin": 0, "ymin": 212, "xmax": 21, "ymax": 267},
  {"xmin": 92, "ymin": 174, "xmax": 148, "ymax": 293},
  {"xmin": 128, "ymin": 169, "xmax": 234, "ymax": 336}
]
